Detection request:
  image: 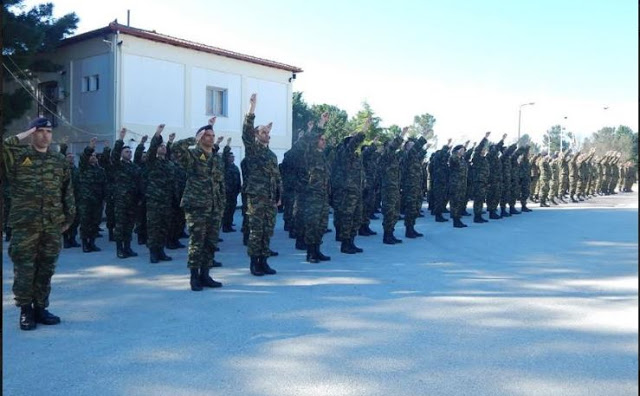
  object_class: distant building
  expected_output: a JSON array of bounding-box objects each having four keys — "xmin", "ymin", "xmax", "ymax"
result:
[{"xmin": 5, "ymin": 22, "xmax": 303, "ymax": 162}]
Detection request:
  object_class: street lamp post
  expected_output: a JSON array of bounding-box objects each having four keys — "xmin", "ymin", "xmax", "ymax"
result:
[
  {"xmin": 517, "ymin": 102, "xmax": 535, "ymax": 143},
  {"xmin": 560, "ymin": 116, "xmax": 567, "ymax": 154}
]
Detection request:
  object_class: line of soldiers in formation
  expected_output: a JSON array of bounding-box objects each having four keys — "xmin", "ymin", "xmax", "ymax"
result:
[{"xmin": 3, "ymin": 112, "xmax": 637, "ymax": 285}]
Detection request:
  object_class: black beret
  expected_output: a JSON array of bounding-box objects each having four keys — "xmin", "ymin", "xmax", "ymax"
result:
[
  {"xmin": 452, "ymin": 144, "xmax": 464, "ymax": 152},
  {"xmin": 196, "ymin": 124, "xmax": 213, "ymax": 136},
  {"xmin": 29, "ymin": 117, "xmax": 53, "ymax": 130}
]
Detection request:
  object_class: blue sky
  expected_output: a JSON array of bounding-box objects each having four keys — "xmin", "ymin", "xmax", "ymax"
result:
[{"xmin": 23, "ymin": 0, "xmax": 639, "ymax": 145}]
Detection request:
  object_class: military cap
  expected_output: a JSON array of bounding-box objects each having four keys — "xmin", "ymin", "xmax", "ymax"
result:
[
  {"xmin": 196, "ymin": 124, "xmax": 213, "ymax": 135},
  {"xmin": 28, "ymin": 117, "xmax": 53, "ymax": 130},
  {"xmin": 452, "ymin": 144, "xmax": 464, "ymax": 152}
]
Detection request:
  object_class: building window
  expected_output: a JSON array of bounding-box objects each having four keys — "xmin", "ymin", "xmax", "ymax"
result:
[
  {"xmin": 82, "ymin": 74, "xmax": 99, "ymax": 92},
  {"xmin": 206, "ymin": 87, "xmax": 228, "ymax": 117}
]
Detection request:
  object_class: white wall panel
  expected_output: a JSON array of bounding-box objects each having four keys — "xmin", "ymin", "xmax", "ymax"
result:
[
  {"xmin": 245, "ymin": 78, "xmax": 288, "ymax": 137},
  {"xmin": 122, "ymin": 54, "xmax": 184, "ymax": 127},
  {"xmin": 190, "ymin": 67, "xmax": 241, "ymax": 132}
]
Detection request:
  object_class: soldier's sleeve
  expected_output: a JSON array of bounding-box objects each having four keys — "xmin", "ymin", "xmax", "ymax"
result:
[
  {"xmin": 166, "ymin": 141, "xmax": 173, "ymax": 160},
  {"xmin": 134, "ymin": 143, "xmax": 145, "ymax": 164},
  {"xmin": 222, "ymin": 145, "xmax": 231, "ymax": 165},
  {"xmin": 242, "ymin": 113, "xmax": 257, "ymax": 155},
  {"xmin": 111, "ymin": 139, "xmax": 124, "ymax": 165},
  {"xmin": 62, "ymin": 160, "xmax": 76, "ymax": 225},
  {"xmin": 173, "ymin": 138, "xmax": 197, "ymax": 169},
  {"xmin": 147, "ymin": 134, "xmax": 162, "ymax": 165},
  {"xmin": 59, "ymin": 143, "xmax": 69, "ymax": 156},
  {"xmin": 100, "ymin": 146, "xmax": 112, "ymax": 169}
]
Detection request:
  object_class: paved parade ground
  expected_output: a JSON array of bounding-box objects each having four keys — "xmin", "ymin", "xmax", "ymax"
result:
[{"xmin": 3, "ymin": 192, "xmax": 638, "ymax": 396}]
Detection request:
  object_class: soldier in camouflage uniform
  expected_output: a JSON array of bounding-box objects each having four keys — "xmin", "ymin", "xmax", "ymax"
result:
[
  {"xmin": 144, "ymin": 125, "xmax": 178, "ymax": 263},
  {"xmin": 500, "ymin": 143, "xmax": 517, "ymax": 217},
  {"xmin": 4, "ymin": 117, "xmax": 75, "ymax": 330},
  {"xmin": 303, "ymin": 113, "xmax": 332, "ymax": 263},
  {"xmin": 568, "ymin": 151, "xmax": 580, "ymax": 202},
  {"xmin": 577, "ymin": 149, "xmax": 595, "ymax": 199},
  {"xmin": 402, "ymin": 135, "xmax": 428, "ymax": 237},
  {"xmin": 291, "ymin": 123, "xmax": 313, "ymax": 250},
  {"xmin": 77, "ymin": 137, "xmax": 106, "ymax": 253},
  {"xmin": 529, "ymin": 152, "xmax": 541, "ymax": 203},
  {"xmin": 538, "ymin": 152, "xmax": 552, "ymax": 207},
  {"xmin": 431, "ymin": 139, "xmax": 452, "ymax": 222},
  {"xmin": 518, "ymin": 145, "xmax": 533, "ymax": 212},
  {"xmin": 59, "ymin": 142, "xmax": 80, "ymax": 248},
  {"xmin": 471, "ymin": 132, "xmax": 491, "ymax": 223},
  {"xmin": 243, "ymin": 94, "xmax": 282, "ymax": 276},
  {"xmin": 509, "ymin": 146, "xmax": 525, "ymax": 213},
  {"xmin": 608, "ymin": 152, "xmax": 621, "ymax": 194},
  {"xmin": 359, "ymin": 141, "xmax": 380, "ymax": 236},
  {"xmin": 133, "ymin": 138, "xmax": 148, "ymax": 245},
  {"xmin": 486, "ymin": 136, "xmax": 505, "ymax": 219},
  {"xmin": 98, "ymin": 141, "xmax": 116, "ymax": 241},
  {"xmin": 332, "ymin": 126, "xmax": 366, "ymax": 254},
  {"xmin": 172, "ymin": 119, "xmax": 224, "ymax": 290},
  {"xmin": 165, "ymin": 135, "xmax": 187, "ymax": 250},
  {"xmin": 558, "ymin": 151, "xmax": 570, "ymax": 202},
  {"xmin": 280, "ymin": 138, "xmax": 297, "ymax": 233},
  {"xmin": 222, "ymin": 138, "xmax": 242, "ymax": 233},
  {"xmin": 548, "ymin": 153, "xmax": 560, "ymax": 205},
  {"xmin": 448, "ymin": 144, "xmax": 468, "ymax": 228},
  {"xmin": 380, "ymin": 131, "xmax": 404, "ymax": 244},
  {"xmin": 112, "ymin": 128, "xmax": 143, "ymax": 258}
]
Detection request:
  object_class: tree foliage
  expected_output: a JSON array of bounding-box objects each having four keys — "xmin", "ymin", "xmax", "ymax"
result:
[
  {"xmin": 2, "ymin": 0, "xmax": 78, "ymax": 129},
  {"xmin": 542, "ymin": 125, "xmax": 573, "ymax": 153},
  {"xmin": 407, "ymin": 113, "xmax": 436, "ymax": 140},
  {"xmin": 581, "ymin": 125, "xmax": 638, "ymax": 163}
]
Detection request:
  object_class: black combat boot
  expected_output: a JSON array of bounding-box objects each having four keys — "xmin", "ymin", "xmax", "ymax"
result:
[
  {"xmin": 473, "ymin": 214, "xmax": 484, "ymax": 223},
  {"xmin": 34, "ymin": 306, "xmax": 61, "ymax": 325},
  {"xmin": 500, "ymin": 206, "xmax": 511, "ymax": 217},
  {"xmin": 19, "ymin": 305, "xmax": 36, "ymax": 331},
  {"xmin": 383, "ymin": 230, "xmax": 396, "ymax": 245},
  {"xmin": 571, "ymin": 195, "xmax": 579, "ymax": 203},
  {"xmin": 307, "ymin": 244, "xmax": 319, "ymax": 263},
  {"xmin": 509, "ymin": 205, "xmax": 521, "ymax": 215},
  {"xmin": 540, "ymin": 199, "xmax": 550, "ymax": 207},
  {"xmin": 453, "ymin": 217, "xmax": 467, "ymax": 228},
  {"xmin": 166, "ymin": 240, "xmax": 179, "ymax": 250},
  {"xmin": 340, "ymin": 240, "xmax": 357, "ymax": 254},
  {"xmin": 490, "ymin": 210, "xmax": 501, "ymax": 219},
  {"xmin": 149, "ymin": 247, "xmax": 160, "ymax": 263},
  {"xmin": 124, "ymin": 240, "xmax": 138, "ymax": 257},
  {"xmin": 295, "ymin": 235, "xmax": 307, "ymax": 251},
  {"xmin": 260, "ymin": 257, "xmax": 277, "ymax": 275},
  {"xmin": 435, "ymin": 213, "xmax": 449, "ymax": 222},
  {"xmin": 358, "ymin": 224, "xmax": 373, "ymax": 236},
  {"xmin": 137, "ymin": 232, "xmax": 147, "ymax": 245},
  {"xmin": 550, "ymin": 196, "xmax": 558, "ymax": 205},
  {"xmin": 200, "ymin": 267, "xmax": 222, "ymax": 288},
  {"xmin": 521, "ymin": 202, "xmax": 532, "ymax": 212},
  {"xmin": 288, "ymin": 229, "xmax": 296, "ymax": 239},
  {"xmin": 190, "ymin": 268, "xmax": 203, "ymax": 291},
  {"xmin": 462, "ymin": 209, "xmax": 471, "ymax": 216},
  {"xmin": 82, "ymin": 238, "xmax": 92, "ymax": 252},
  {"xmin": 108, "ymin": 228, "xmax": 115, "ymax": 241},
  {"xmin": 405, "ymin": 225, "xmax": 418, "ymax": 238},
  {"xmin": 316, "ymin": 244, "xmax": 331, "ymax": 261},
  {"xmin": 269, "ymin": 249, "xmax": 279, "ymax": 257},
  {"xmin": 117, "ymin": 241, "xmax": 127, "ymax": 259},
  {"xmin": 89, "ymin": 238, "xmax": 101, "ymax": 252},
  {"xmin": 351, "ymin": 237, "xmax": 364, "ymax": 252},
  {"xmin": 559, "ymin": 196, "xmax": 567, "ymax": 203},
  {"xmin": 250, "ymin": 256, "xmax": 264, "ymax": 276}
]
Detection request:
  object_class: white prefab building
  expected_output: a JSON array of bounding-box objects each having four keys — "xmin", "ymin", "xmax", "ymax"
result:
[{"xmin": 7, "ymin": 22, "xmax": 302, "ymax": 162}]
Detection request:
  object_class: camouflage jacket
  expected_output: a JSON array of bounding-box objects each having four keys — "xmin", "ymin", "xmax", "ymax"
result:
[
  {"xmin": 111, "ymin": 139, "xmax": 143, "ymax": 203},
  {"xmin": 242, "ymin": 113, "xmax": 282, "ymax": 202},
  {"xmin": 4, "ymin": 136, "xmax": 75, "ymax": 227},
  {"xmin": 223, "ymin": 146, "xmax": 242, "ymax": 197},
  {"xmin": 144, "ymin": 134, "xmax": 179, "ymax": 207},
  {"xmin": 78, "ymin": 146, "xmax": 106, "ymax": 205}
]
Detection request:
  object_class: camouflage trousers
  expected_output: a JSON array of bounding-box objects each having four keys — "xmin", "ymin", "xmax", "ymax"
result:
[
  {"xmin": 334, "ymin": 189, "xmax": 362, "ymax": 241},
  {"xmin": 449, "ymin": 186, "xmax": 467, "ymax": 219},
  {"xmin": 402, "ymin": 185, "xmax": 421, "ymax": 227},
  {"xmin": 500, "ymin": 178, "xmax": 511, "ymax": 207},
  {"xmin": 560, "ymin": 176, "xmax": 569, "ymax": 196},
  {"xmin": 222, "ymin": 193, "xmax": 239, "ymax": 229},
  {"xmin": 63, "ymin": 202, "xmax": 80, "ymax": 241},
  {"xmin": 510, "ymin": 179, "xmax": 520, "ymax": 206},
  {"xmin": 246, "ymin": 195, "xmax": 277, "ymax": 257},
  {"xmin": 282, "ymin": 185, "xmax": 295, "ymax": 228},
  {"xmin": 473, "ymin": 183, "xmax": 487, "ymax": 216},
  {"xmin": 530, "ymin": 177, "xmax": 539, "ymax": 198},
  {"xmin": 79, "ymin": 200, "xmax": 102, "ymax": 239},
  {"xmin": 520, "ymin": 179, "xmax": 531, "ymax": 204},
  {"xmin": 147, "ymin": 202, "xmax": 172, "ymax": 249},
  {"xmin": 486, "ymin": 181, "xmax": 502, "ymax": 211},
  {"xmin": 105, "ymin": 189, "xmax": 115, "ymax": 230},
  {"xmin": 304, "ymin": 192, "xmax": 329, "ymax": 245},
  {"xmin": 114, "ymin": 195, "xmax": 138, "ymax": 242},
  {"xmin": 10, "ymin": 222, "xmax": 61, "ymax": 307},
  {"xmin": 549, "ymin": 178, "xmax": 559, "ymax": 198},
  {"xmin": 569, "ymin": 177, "xmax": 578, "ymax": 196},
  {"xmin": 539, "ymin": 179, "xmax": 550, "ymax": 201},
  {"xmin": 361, "ymin": 187, "xmax": 376, "ymax": 227},
  {"xmin": 381, "ymin": 186, "xmax": 400, "ymax": 232},
  {"xmin": 185, "ymin": 208, "xmax": 216, "ymax": 270},
  {"xmin": 431, "ymin": 183, "xmax": 448, "ymax": 215},
  {"xmin": 293, "ymin": 188, "xmax": 306, "ymax": 239},
  {"xmin": 135, "ymin": 200, "xmax": 147, "ymax": 240}
]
